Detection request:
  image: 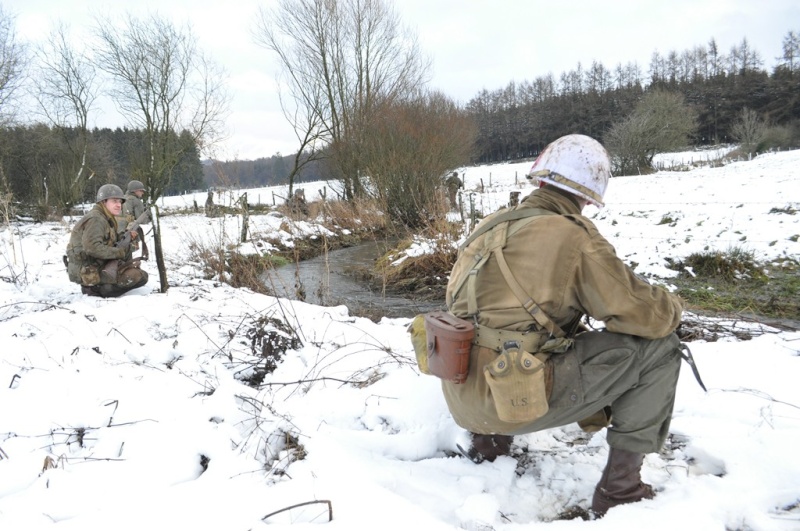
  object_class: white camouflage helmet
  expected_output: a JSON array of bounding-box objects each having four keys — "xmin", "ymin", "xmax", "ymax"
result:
[{"xmin": 527, "ymin": 134, "xmax": 611, "ymax": 208}]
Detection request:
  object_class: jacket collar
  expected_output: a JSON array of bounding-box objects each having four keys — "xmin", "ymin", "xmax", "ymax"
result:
[{"xmin": 521, "ymin": 186, "xmax": 583, "ymax": 216}]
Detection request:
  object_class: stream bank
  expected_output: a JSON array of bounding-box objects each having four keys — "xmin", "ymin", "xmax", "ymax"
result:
[{"xmin": 263, "ymin": 238, "xmax": 447, "ymax": 320}]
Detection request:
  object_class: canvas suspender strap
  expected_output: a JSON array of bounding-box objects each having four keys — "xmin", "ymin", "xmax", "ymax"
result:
[
  {"xmin": 493, "ymin": 246, "xmax": 566, "ymax": 338},
  {"xmin": 459, "ymin": 207, "xmax": 553, "ymax": 252},
  {"xmin": 452, "ymin": 207, "xmax": 555, "ymax": 304},
  {"xmin": 463, "ymin": 214, "xmax": 544, "ymax": 316},
  {"xmin": 454, "ymin": 206, "xmax": 565, "ymax": 338}
]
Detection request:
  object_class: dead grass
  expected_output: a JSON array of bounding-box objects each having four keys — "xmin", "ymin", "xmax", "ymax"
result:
[
  {"xmin": 672, "ymin": 247, "xmax": 766, "ymax": 283},
  {"xmin": 185, "ymin": 232, "xmax": 275, "ymax": 295},
  {"xmin": 317, "ymin": 197, "xmax": 390, "ymax": 234},
  {"xmin": 369, "ymin": 217, "xmax": 461, "ymax": 300},
  {"xmin": 667, "ymin": 249, "xmax": 799, "ymax": 323}
]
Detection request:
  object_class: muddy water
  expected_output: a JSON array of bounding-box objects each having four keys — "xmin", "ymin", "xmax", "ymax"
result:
[{"xmin": 263, "ymin": 239, "xmax": 445, "ymax": 319}]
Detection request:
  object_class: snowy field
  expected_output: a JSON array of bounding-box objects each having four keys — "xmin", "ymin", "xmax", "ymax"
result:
[{"xmin": 0, "ymin": 148, "xmax": 799, "ymax": 530}]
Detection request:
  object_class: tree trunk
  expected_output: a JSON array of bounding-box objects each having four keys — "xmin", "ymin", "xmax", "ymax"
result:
[{"xmin": 152, "ymin": 205, "xmax": 169, "ymax": 293}]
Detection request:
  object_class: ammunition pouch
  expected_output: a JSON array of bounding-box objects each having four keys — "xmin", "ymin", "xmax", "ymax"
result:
[
  {"xmin": 79, "ymin": 264, "xmax": 101, "ymax": 286},
  {"xmin": 422, "ymin": 311, "xmax": 474, "ymax": 384},
  {"xmin": 408, "ymin": 314, "xmax": 431, "ymax": 375}
]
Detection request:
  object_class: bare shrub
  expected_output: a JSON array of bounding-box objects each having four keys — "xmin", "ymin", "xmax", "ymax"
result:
[
  {"xmin": 730, "ymin": 107, "xmax": 767, "ymax": 155},
  {"xmin": 761, "ymin": 124, "xmax": 793, "ymax": 151},
  {"xmin": 605, "ymin": 90, "xmax": 698, "ymax": 175},
  {"xmin": 184, "ymin": 229, "xmax": 272, "ymax": 294},
  {"xmin": 0, "ymin": 166, "xmax": 26, "ymax": 285},
  {"xmin": 360, "ymin": 91, "xmax": 476, "ymax": 228}
]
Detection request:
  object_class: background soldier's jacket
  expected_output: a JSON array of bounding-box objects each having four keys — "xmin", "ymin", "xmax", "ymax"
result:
[
  {"xmin": 116, "ymin": 193, "xmax": 150, "ymax": 231},
  {"xmin": 66, "ymin": 204, "xmax": 128, "ymax": 284}
]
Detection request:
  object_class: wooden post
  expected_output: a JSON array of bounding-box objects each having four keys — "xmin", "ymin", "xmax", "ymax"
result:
[{"xmin": 240, "ymin": 192, "xmax": 249, "ymax": 243}]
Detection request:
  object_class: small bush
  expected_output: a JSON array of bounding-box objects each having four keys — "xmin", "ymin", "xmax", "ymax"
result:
[
  {"xmin": 759, "ymin": 125, "xmax": 793, "ymax": 151},
  {"xmin": 678, "ymin": 247, "xmax": 764, "ymax": 283},
  {"xmin": 185, "ymin": 232, "xmax": 274, "ymax": 294}
]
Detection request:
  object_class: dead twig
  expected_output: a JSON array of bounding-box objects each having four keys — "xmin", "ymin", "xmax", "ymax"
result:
[
  {"xmin": 262, "ymin": 499, "xmax": 333, "ymax": 522},
  {"xmin": 258, "ymin": 376, "xmax": 371, "ymax": 389},
  {"xmin": 718, "ymin": 388, "xmax": 800, "ymax": 411},
  {"xmin": 0, "ymin": 301, "xmax": 76, "ymax": 322},
  {"xmin": 677, "ymin": 313, "xmax": 782, "ymax": 342}
]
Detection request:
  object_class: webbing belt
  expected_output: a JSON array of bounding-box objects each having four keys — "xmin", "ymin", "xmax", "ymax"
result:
[{"xmin": 473, "ymin": 324, "xmax": 548, "ymax": 352}]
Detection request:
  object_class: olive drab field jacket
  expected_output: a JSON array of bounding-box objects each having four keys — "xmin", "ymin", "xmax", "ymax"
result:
[
  {"xmin": 66, "ymin": 204, "xmax": 128, "ymax": 284},
  {"xmin": 447, "ymin": 187, "xmax": 682, "ymax": 338},
  {"xmin": 116, "ymin": 193, "xmax": 150, "ymax": 232},
  {"xmin": 443, "ymin": 187, "xmax": 683, "ymax": 433}
]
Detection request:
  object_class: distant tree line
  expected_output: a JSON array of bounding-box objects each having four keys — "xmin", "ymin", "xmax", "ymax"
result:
[
  {"xmin": 3, "ymin": 0, "xmax": 798, "ymax": 232},
  {"xmin": 0, "ymin": 125, "xmax": 204, "ymax": 213},
  {"xmin": 467, "ymin": 33, "xmax": 800, "ymax": 163},
  {"xmin": 202, "ymin": 152, "xmax": 331, "ymax": 191}
]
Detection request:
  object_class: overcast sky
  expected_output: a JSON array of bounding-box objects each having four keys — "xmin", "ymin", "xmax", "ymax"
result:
[{"xmin": 11, "ymin": 0, "xmax": 800, "ymax": 160}]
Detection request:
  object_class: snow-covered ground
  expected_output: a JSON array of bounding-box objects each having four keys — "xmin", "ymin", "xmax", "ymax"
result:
[{"xmin": 1, "ymin": 149, "xmax": 799, "ymax": 530}]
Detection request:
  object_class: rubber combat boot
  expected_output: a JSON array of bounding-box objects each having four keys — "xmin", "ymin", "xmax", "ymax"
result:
[
  {"xmin": 460, "ymin": 433, "xmax": 513, "ymax": 464},
  {"xmin": 591, "ymin": 447, "xmax": 655, "ymax": 516}
]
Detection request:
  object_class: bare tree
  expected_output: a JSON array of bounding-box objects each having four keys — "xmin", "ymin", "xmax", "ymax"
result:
[
  {"xmin": 361, "ymin": 90, "xmax": 475, "ymax": 228},
  {"xmin": 730, "ymin": 107, "xmax": 767, "ymax": 155},
  {"xmin": 604, "ymin": 90, "xmax": 697, "ymax": 175},
  {"xmin": 253, "ymin": 0, "xmax": 430, "ymax": 201},
  {"xmin": 0, "ymin": 4, "xmax": 26, "ymax": 227},
  {"xmin": 0, "ymin": 5, "xmax": 25, "ymax": 124},
  {"xmin": 94, "ymin": 13, "xmax": 229, "ymax": 292},
  {"xmin": 32, "ymin": 22, "xmax": 98, "ymax": 213},
  {"xmin": 276, "ymin": 78, "xmax": 326, "ymax": 200}
]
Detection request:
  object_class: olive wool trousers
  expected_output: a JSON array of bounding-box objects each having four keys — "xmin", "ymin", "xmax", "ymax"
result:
[
  {"xmin": 525, "ymin": 330, "xmax": 682, "ymax": 453},
  {"xmin": 444, "ymin": 330, "xmax": 682, "ymax": 454}
]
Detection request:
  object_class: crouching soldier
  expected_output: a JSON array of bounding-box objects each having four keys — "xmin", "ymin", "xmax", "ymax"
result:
[
  {"xmin": 65, "ymin": 184, "xmax": 148, "ymax": 297},
  {"xmin": 119, "ymin": 180, "xmax": 151, "ymax": 260},
  {"xmin": 436, "ymin": 135, "xmax": 685, "ymax": 517}
]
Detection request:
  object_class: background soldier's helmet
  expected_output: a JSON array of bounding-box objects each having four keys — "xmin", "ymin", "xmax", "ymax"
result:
[
  {"xmin": 96, "ymin": 184, "xmax": 126, "ymax": 203},
  {"xmin": 526, "ymin": 134, "xmax": 612, "ymax": 208},
  {"xmin": 127, "ymin": 180, "xmax": 146, "ymax": 193}
]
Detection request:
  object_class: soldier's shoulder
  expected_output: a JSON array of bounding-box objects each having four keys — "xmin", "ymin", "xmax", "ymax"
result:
[{"xmin": 561, "ymin": 213, "xmax": 601, "ymax": 236}]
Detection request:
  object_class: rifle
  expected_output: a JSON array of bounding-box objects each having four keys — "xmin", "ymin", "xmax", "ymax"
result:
[{"xmin": 115, "ymin": 210, "xmax": 150, "ymax": 250}]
